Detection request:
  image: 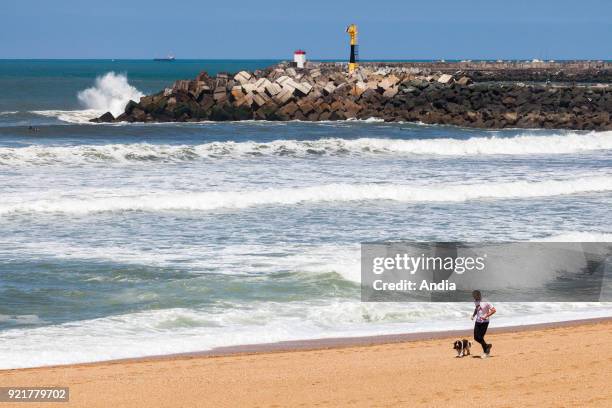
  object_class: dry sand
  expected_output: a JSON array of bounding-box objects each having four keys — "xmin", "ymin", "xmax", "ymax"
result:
[{"xmin": 1, "ymin": 319, "xmax": 610, "ymax": 408}]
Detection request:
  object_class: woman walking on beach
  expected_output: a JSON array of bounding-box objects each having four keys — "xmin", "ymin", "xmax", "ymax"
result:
[{"xmin": 471, "ymin": 290, "xmax": 496, "ymax": 358}]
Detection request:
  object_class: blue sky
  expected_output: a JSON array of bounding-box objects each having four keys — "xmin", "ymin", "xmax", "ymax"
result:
[{"xmin": 1, "ymin": 0, "xmax": 610, "ymax": 59}]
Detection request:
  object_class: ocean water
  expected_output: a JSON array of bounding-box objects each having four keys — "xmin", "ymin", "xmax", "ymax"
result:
[{"xmin": 1, "ymin": 60, "xmax": 611, "ymax": 369}]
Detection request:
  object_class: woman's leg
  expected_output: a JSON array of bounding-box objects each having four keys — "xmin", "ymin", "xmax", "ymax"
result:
[{"xmin": 474, "ymin": 322, "xmax": 489, "ymax": 352}]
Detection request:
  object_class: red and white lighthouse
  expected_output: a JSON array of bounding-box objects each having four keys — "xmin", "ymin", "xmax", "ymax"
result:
[{"xmin": 293, "ymin": 50, "xmax": 306, "ymax": 68}]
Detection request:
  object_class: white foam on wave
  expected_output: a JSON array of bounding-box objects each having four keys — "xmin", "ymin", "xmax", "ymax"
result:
[
  {"xmin": 348, "ymin": 117, "xmax": 386, "ymax": 123},
  {"xmin": 0, "ymin": 142, "xmax": 203, "ymax": 165},
  {"xmin": 1, "ymin": 176, "xmax": 610, "ymax": 215},
  {"xmin": 351, "ymin": 131, "xmax": 612, "ymax": 155},
  {"xmin": 30, "ymin": 109, "xmax": 103, "ymax": 124},
  {"xmin": 7, "ymin": 241, "xmax": 363, "ymax": 283},
  {"xmin": 77, "ymin": 72, "xmax": 143, "ymax": 117},
  {"xmin": 2, "ymin": 131, "xmax": 611, "ymax": 165}
]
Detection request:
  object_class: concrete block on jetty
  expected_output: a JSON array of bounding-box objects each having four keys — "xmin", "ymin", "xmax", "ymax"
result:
[
  {"xmin": 294, "ymin": 82, "xmax": 312, "ymax": 95},
  {"xmin": 274, "ymin": 87, "xmax": 294, "ymax": 104},
  {"xmin": 437, "ymin": 74, "xmax": 454, "ymax": 84},
  {"xmin": 323, "ymin": 82, "xmax": 337, "ymax": 95},
  {"xmin": 94, "ymin": 60, "xmax": 612, "ymax": 130},
  {"xmin": 456, "ymin": 76, "xmax": 473, "ymax": 86},
  {"xmin": 231, "ymin": 86, "xmax": 244, "ymax": 99},
  {"xmin": 234, "ymin": 71, "xmax": 251, "ymax": 84},
  {"xmin": 265, "ymin": 82, "xmax": 282, "ymax": 96}
]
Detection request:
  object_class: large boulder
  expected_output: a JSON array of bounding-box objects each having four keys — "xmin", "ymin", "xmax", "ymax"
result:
[
  {"xmin": 90, "ymin": 112, "xmax": 114, "ymax": 123},
  {"xmin": 124, "ymin": 100, "xmax": 138, "ymax": 115}
]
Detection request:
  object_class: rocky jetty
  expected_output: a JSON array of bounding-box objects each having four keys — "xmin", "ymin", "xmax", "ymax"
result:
[{"xmin": 94, "ymin": 61, "xmax": 612, "ymax": 130}]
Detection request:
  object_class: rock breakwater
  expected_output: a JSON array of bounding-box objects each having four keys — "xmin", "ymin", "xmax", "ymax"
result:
[{"xmin": 94, "ymin": 62, "xmax": 611, "ymax": 130}]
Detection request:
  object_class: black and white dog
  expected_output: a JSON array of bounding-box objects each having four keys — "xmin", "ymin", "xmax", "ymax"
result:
[{"xmin": 453, "ymin": 339, "xmax": 472, "ymax": 357}]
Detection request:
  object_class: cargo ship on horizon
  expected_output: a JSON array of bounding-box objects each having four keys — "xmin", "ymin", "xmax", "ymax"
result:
[{"xmin": 153, "ymin": 54, "xmax": 175, "ymax": 61}]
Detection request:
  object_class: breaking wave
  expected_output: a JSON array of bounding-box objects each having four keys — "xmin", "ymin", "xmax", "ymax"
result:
[
  {"xmin": 350, "ymin": 131, "xmax": 612, "ymax": 155},
  {"xmin": 30, "ymin": 109, "xmax": 103, "ymax": 124},
  {"xmin": 77, "ymin": 72, "xmax": 143, "ymax": 117},
  {"xmin": 1, "ymin": 132, "xmax": 611, "ymax": 165},
  {"xmin": 1, "ymin": 176, "xmax": 610, "ymax": 215}
]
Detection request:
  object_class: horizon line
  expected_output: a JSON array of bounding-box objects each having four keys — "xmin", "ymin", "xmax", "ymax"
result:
[{"xmin": 1, "ymin": 58, "xmax": 610, "ymax": 62}]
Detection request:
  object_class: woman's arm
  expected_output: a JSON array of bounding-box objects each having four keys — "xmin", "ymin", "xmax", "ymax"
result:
[
  {"xmin": 482, "ymin": 306, "xmax": 496, "ymax": 320},
  {"xmin": 471, "ymin": 306, "xmax": 479, "ymax": 320}
]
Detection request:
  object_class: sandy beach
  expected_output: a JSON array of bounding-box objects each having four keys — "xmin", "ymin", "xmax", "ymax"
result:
[{"xmin": 1, "ymin": 318, "xmax": 610, "ymax": 408}]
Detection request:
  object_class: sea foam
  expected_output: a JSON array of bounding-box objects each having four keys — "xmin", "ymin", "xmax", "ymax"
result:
[
  {"xmin": 1, "ymin": 176, "xmax": 610, "ymax": 215},
  {"xmin": 31, "ymin": 109, "xmax": 104, "ymax": 124},
  {"xmin": 346, "ymin": 131, "xmax": 612, "ymax": 155},
  {"xmin": 1, "ymin": 131, "xmax": 611, "ymax": 165}
]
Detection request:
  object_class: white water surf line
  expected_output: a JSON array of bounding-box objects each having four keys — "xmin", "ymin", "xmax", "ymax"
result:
[
  {"xmin": 1, "ymin": 176, "xmax": 610, "ymax": 215},
  {"xmin": 1, "ymin": 131, "xmax": 611, "ymax": 166}
]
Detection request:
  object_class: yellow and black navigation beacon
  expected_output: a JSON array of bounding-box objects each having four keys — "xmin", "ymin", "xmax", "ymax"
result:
[{"xmin": 346, "ymin": 24, "xmax": 358, "ymax": 73}]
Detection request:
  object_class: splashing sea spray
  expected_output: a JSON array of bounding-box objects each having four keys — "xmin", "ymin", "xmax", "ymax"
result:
[{"xmin": 77, "ymin": 72, "xmax": 143, "ymax": 117}]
